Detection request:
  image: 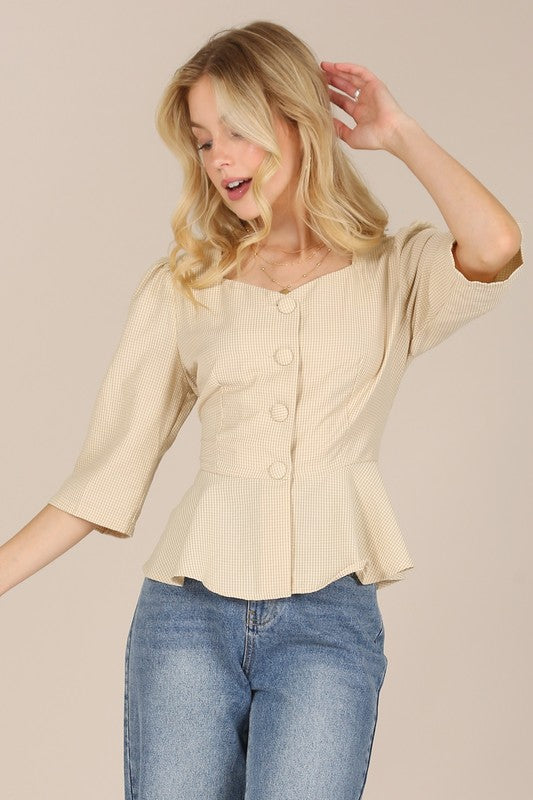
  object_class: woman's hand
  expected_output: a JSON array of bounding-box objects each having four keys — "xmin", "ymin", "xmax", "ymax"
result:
[
  {"xmin": 320, "ymin": 61, "xmax": 412, "ymax": 152},
  {"xmin": 319, "ymin": 63, "xmax": 522, "ymax": 276}
]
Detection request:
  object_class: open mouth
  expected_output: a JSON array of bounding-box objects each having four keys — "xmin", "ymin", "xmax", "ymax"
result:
[{"xmin": 226, "ymin": 178, "xmax": 252, "ymax": 199}]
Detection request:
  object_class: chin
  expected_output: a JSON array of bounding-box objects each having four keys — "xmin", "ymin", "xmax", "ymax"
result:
[{"xmin": 231, "ymin": 204, "xmax": 261, "ymax": 222}]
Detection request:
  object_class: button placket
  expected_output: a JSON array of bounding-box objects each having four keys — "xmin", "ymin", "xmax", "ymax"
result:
[{"xmin": 267, "ymin": 295, "xmax": 298, "ymax": 481}]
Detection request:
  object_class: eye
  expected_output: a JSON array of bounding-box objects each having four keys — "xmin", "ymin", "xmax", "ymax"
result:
[{"xmin": 196, "ymin": 131, "xmax": 243, "ymax": 153}]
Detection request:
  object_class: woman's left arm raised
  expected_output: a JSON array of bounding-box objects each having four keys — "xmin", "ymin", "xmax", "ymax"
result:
[{"xmin": 320, "ymin": 61, "xmax": 522, "ymax": 282}]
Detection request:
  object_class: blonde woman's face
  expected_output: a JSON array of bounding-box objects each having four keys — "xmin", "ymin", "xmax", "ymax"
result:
[{"xmin": 187, "ymin": 74, "xmax": 302, "ymax": 221}]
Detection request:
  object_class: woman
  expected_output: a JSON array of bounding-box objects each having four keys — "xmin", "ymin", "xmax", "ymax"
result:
[{"xmin": 1, "ymin": 19, "xmax": 523, "ymax": 800}]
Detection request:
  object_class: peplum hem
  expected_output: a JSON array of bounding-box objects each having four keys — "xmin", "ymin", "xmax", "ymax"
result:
[{"xmin": 141, "ymin": 462, "xmax": 415, "ymax": 600}]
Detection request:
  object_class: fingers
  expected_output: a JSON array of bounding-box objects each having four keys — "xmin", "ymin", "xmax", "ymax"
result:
[
  {"xmin": 331, "ymin": 116, "xmax": 353, "ymax": 142},
  {"xmin": 328, "ymin": 87, "xmax": 358, "ymax": 116},
  {"xmin": 320, "ymin": 61, "xmax": 367, "ymax": 99},
  {"xmin": 321, "ymin": 61, "xmax": 374, "ymax": 82},
  {"xmin": 327, "ymin": 73, "xmax": 365, "ymax": 97}
]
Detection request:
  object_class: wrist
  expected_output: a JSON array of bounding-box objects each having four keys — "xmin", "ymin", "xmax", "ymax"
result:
[{"xmin": 383, "ymin": 114, "xmax": 424, "ymax": 159}]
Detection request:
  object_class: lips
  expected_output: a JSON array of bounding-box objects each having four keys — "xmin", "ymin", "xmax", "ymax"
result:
[
  {"xmin": 222, "ymin": 177, "xmax": 251, "ymax": 188},
  {"xmin": 225, "ymin": 178, "xmax": 252, "ymax": 201}
]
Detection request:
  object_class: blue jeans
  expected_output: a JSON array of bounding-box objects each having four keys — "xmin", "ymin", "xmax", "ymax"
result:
[{"xmin": 124, "ymin": 574, "xmax": 388, "ymax": 800}]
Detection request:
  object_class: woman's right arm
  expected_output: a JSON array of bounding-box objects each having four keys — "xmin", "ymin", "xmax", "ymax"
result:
[
  {"xmin": 1, "ymin": 261, "xmax": 199, "ymax": 599},
  {"xmin": 0, "ymin": 504, "xmax": 95, "ymax": 596}
]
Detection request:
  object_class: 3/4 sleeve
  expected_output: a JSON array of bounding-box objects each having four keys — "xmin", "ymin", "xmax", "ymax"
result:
[
  {"xmin": 392, "ymin": 220, "xmax": 524, "ymax": 358},
  {"xmin": 48, "ymin": 259, "xmax": 198, "ymax": 538}
]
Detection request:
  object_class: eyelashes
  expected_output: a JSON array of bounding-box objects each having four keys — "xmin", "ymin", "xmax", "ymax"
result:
[{"xmin": 196, "ymin": 131, "xmax": 243, "ymax": 152}]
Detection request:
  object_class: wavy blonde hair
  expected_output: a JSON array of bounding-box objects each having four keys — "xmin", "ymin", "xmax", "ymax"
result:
[{"xmin": 155, "ymin": 20, "xmax": 389, "ymax": 309}]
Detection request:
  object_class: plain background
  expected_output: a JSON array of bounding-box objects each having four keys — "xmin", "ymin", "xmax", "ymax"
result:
[{"xmin": 1, "ymin": 2, "xmax": 531, "ymax": 798}]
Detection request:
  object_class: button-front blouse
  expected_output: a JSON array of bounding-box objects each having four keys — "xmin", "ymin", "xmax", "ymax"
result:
[{"xmin": 48, "ymin": 221, "xmax": 524, "ymax": 599}]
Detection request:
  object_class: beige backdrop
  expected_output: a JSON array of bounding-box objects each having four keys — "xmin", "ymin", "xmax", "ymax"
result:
[{"xmin": 1, "ymin": 1, "xmax": 531, "ymax": 798}]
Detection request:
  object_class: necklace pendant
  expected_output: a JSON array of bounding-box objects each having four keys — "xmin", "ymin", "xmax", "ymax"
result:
[{"xmin": 280, "ymin": 287, "xmax": 291, "ymax": 294}]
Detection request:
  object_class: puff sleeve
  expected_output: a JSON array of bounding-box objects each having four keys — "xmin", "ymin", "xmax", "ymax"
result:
[
  {"xmin": 393, "ymin": 221, "xmax": 524, "ymax": 358},
  {"xmin": 48, "ymin": 260, "xmax": 198, "ymax": 538}
]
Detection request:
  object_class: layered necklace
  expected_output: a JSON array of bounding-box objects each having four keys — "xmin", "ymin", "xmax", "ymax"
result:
[{"xmin": 252, "ymin": 241, "xmax": 332, "ymax": 294}]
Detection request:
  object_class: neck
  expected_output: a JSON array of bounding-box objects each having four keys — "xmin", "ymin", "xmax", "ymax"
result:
[
  {"xmin": 248, "ymin": 207, "xmax": 320, "ymax": 252},
  {"xmin": 255, "ymin": 228, "xmax": 322, "ymax": 255}
]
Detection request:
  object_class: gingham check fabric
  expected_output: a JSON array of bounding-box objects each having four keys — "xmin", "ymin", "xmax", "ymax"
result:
[{"xmin": 49, "ymin": 221, "xmax": 524, "ymax": 599}]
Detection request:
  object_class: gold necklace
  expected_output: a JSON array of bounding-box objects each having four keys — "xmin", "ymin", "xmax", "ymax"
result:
[
  {"xmin": 253, "ymin": 244, "xmax": 332, "ymax": 293},
  {"xmin": 242, "ymin": 224, "xmax": 321, "ymax": 256},
  {"xmin": 255, "ymin": 243, "xmax": 325, "ymax": 266},
  {"xmin": 267, "ymin": 242, "xmax": 324, "ymax": 256}
]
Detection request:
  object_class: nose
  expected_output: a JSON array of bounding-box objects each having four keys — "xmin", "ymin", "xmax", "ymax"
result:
[
  {"xmin": 208, "ymin": 137, "xmax": 235, "ymax": 169},
  {"xmin": 212, "ymin": 150, "xmax": 232, "ymax": 169}
]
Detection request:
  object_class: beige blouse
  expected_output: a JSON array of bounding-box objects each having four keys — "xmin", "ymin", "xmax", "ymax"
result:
[{"xmin": 48, "ymin": 221, "xmax": 524, "ymax": 600}]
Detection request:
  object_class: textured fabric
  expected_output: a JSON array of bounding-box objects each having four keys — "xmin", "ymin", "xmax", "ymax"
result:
[
  {"xmin": 48, "ymin": 220, "xmax": 524, "ymax": 600},
  {"xmin": 124, "ymin": 574, "xmax": 387, "ymax": 800}
]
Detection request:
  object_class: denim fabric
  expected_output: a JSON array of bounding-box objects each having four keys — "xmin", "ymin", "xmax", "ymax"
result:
[{"xmin": 124, "ymin": 574, "xmax": 388, "ymax": 800}]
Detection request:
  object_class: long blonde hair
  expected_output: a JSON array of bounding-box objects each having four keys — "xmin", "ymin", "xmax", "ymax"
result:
[{"xmin": 155, "ymin": 20, "xmax": 389, "ymax": 309}]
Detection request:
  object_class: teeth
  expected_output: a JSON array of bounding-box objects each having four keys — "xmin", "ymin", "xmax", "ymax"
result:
[{"xmin": 228, "ymin": 179, "xmax": 245, "ymax": 188}]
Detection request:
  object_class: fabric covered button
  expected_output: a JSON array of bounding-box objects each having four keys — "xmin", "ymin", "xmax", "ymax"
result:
[
  {"xmin": 276, "ymin": 295, "xmax": 297, "ymax": 314},
  {"xmin": 270, "ymin": 403, "xmax": 289, "ymax": 421},
  {"xmin": 268, "ymin": 461, "xmax": 287, "ymax": 479},
  {"xmin": 275, "ymin": 347, "xmax": 293, "ymax": 365}
]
